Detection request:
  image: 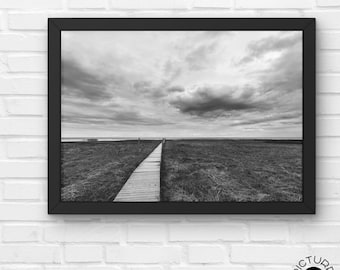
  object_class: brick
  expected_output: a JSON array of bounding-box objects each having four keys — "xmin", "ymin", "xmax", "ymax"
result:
[
  {"xmin": 253, "ymin": 267, "xmax": 290, "ymax": 270},
  {"xmin": 174, "ymin": 215, "xmax": 226, "ymax": 223},
  {"xmin": 188, "ymin": 245, "xmax": 225, "ymax": 263},
  {"xmin": 0, "ymin": 245, "xmax": 60, "ymax": 263},
  {"xmin": 257, "ymin": 10, "xmax": 302, "ymax": 17},
  {"xmin": 0, "ymin": 34, "xmax": 46, "ymax": 51},
  {"xmin": 317, "ymin": 118, "xmax": 340, "ymax": 136},
  {"xmin": 5, "ymin": 97, "xmax": 47, "ymax": 116},
  {"xmin": 317, "ymin": 138, "xmax": 340, "ymax": 157},
  {"xmin": 0, "ymin": 54, "xmax": 9, "ymax": 72},
  {"xmin": 169, "ymin": 224, "xmax": 245, "ymax": 242},
  {"xmin": 317, "ymin": 180, "xmax": 340, "ymax": 198},
  {"xmin": 317, "ymin": 75, "xmax": 340, "ymax": 93},
  {"xmin": 127, "ymin": 224, "xmax": 166, "ymax": 242},
  {"xmin": 110, "ymin": 0, "xmax": 192, "ymax": 9},
  {"xmin": 0, "ymin": 77, "xmax": 47, "ymax": 95},
  {"xmin": 127, "ymin": 267, "xmax": 163, "ymax": 270},
  {"xmin": 0, "ymin": 97, "xmax": 6, "ymax": 116},
  {"xmin": 171, "ymin": 267, "xmax": 248, "ymax": 270},
  {"xmin": 318, "ymin": 52, "xmax": 340, "ymax": 73},
  {"xmin": 236, "ymin": 0, "xmax": 314, "ymax": 9},
  {"xmin": 48, "ymin": 11, "xmax": 124, "ymax": 18},
  {"xmin": 0, "ymin": 12, "xmax": 3, "ymax": 30},
  {"xmin": 103, "ymin": 214, "xmax": 182, "ymax": 223},
  {"xmin": 317, "ymin": 0, "xmax": 340, "ymax": 6},
  {"xmin": 317, "ymin": 95, "xmax": 340, "ymax": 115},
  {"xmin": 68, "ymin": 0, "xmax": 108, "ymax": 9},
  {"xmin": 317, "ymin": 160, "xmax": 340, "ymax": 179},
  {"xmin": 0, "ymin": 219, "xmax": 3, "ymax": 238},
  {"xmin": 0, "ymin": 139, "xmax": 7, "ymax": 159},
  {"xmin": 44, "ymin": 223, "xmax": 120, "ymax": 242},
  {"xmin": 41, "ymin": 181, "xmax": 47, "ymax": 201},
  {"xmin": 193, "ymin": 0, "xmax": 232, "ymax": 9},
  {"xmin": 65, "ymin": 245, "xmax": 102, "ymax": 263},
  {"xmin": 3, "ymin": 181, "xmax": 42, "ymax": 200},
  {"xmin": 0, "ymin": 118, "xmax": 47, "ymax": 136},
  {"xmin": 319, "ymin": 32, "xmax": 340, "ymax": 50},
  {"xmin": 8, "ymin": 12, "xmax": 47, "ymax": 30},
  {"xmin": 231, "ymin": 245, "xmax": 308, "ymax": 263},
  {"xmin": 173, "ymin": 10, "xmax": 257, "ymax": 17},
  {"xmin": 0, "ymin": 0, "xmax": 62, "ymax": 9},
  {"xmin": 2, "ymin": 266, "xmax": 43, "ymax": 270},
  {"xmin": 310, "ymin": 246, "xmax": 340, "ymax": 264},
  {"xmin": 106, "ymin": 246, "xmax": 181, "ymax": 263},
  {"xmin": 45, "ymin": 267, "xmax": 120, "ymax": 270},
  {"xmin": 3, "ymin": 225, "xmax": 41, "ymax": 242},
  {"xmin": 304, "ymin": 11, "xmax": 340, "ymax": 29},
  {"xmin": 7, "ymin": 140, "xmax": 47, "ymax": 158},
  {"xmin": 8, "ymin": 55, "xmax": 46, "ymax": 73},
  {"xmin": 0, "ymin": 161, "xmax": 46, "ymax": 178},
  {"xmin": 312, "ymin": 202, "xmax": 340, "ymax": 221},
  {"xmin": 249, "ymin": 223, "xmax": 289, "ymax": 242},
  {"xmin": 291, "ymin": 224, "xmax": 340, "ymax": 243},
  {"xmin": 0, "ymin": 203, "xmax": 52, "ymax": 221}
]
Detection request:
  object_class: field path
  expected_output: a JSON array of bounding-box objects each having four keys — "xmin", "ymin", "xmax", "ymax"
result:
[{"xmin": 113, "ymin": 142, "xmax": 162, "ymax": 202}]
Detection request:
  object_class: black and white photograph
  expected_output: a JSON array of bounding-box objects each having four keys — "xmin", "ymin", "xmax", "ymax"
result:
[{"xmin": 60, "ymin": 29, "xmax": 303, "ymax": 203}]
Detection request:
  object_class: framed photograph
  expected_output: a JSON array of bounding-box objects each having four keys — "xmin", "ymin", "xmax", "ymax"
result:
[{"xmin": 48, "ymin": 18, "xmax": 315, "ymax": 214}]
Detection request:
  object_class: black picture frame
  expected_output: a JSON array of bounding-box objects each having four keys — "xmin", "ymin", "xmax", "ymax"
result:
[{"xmin": 48, "ymin": 18, "xmax": 315, "ymax": 214}]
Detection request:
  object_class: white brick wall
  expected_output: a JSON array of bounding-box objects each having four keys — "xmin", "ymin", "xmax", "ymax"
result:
[{"xmin": 0, "ymin": 0, "xmax": 339, "ymax": 268}]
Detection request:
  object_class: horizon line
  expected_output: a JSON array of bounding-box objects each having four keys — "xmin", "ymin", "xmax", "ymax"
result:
[{"xmin": 62, "ymin": 136, "xmax": 302, "ymax": 140}]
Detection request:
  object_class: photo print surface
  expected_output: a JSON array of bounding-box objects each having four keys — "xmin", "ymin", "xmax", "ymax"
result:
[{"xmin": 61, "ymin": 31, "xmax": 302, "ymax": 202}]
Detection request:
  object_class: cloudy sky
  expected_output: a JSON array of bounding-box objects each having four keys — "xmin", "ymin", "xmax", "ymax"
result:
[{"xmin": 61, "ymin": 30, "xmax": 302, "ymax": 138}]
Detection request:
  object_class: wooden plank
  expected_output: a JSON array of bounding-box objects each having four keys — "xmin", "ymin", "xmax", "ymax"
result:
[{"xmin": 113, "ymin": 143, "xmax": 162, "ymax": 202}]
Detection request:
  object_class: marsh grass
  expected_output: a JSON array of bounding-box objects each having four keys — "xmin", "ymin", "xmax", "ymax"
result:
[
  {"xmin": 61, "ymin": 140, "xmax": 160, "ymax": 201},
  {"xmin": 161, "ymin": 140, "xmax": 302, "ymax": 202}
]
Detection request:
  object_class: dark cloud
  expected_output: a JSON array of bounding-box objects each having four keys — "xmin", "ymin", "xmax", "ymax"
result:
[
  {"xmin": 61, "ymin": 31, "xmax": 302, "ymax": 138},
  {"xmin": 170, "ymin": 86, "xmax": 266, "ymax": 117},
  {"xmin": 239, "ymin": 32, "xmax": 301, "ymax": 65},
  {"xmin": 167, "ymin": 86, "xmax": 185, "ymax": 93},
  {"xmin": 61, "ymin": 58, "xmax": 112, "ymax": 101}
]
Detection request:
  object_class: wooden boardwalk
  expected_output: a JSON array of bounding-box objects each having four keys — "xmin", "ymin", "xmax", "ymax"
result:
[{"xmin": 113, "ymin": 142, "xmax": 162, "ymax": 202}]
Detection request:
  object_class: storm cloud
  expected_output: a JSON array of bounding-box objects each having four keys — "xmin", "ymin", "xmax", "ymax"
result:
[
  {"xmin": 62, "ymin": 58, "xmax": 112, "ymax": 101},
  {"xmin": 167, "ymin": 86, "xmax": 185, "ymax": 93},
  {"xmin": 170, "ymin": 85, "xmax": 265, "ymax": 117},
  {"xmin": 61, "ymin": 31, "xmax": 302, "ymax": 138}
]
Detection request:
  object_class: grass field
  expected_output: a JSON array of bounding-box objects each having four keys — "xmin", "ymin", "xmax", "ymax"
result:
[
  {"xmin": 61, "ymin": 140, "xmax": 160, "ymax": 201},
  {"xmin": 161, "ymin": 140, "xmax": 302, "ymax": 202}
]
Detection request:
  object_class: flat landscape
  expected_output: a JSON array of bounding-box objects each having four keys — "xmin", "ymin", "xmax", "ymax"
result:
[
  {"xmin": 61, "ymin": 139, "xmax": 302, "ymax": 202},
  {"xmin": 161, "ymin": 140, "xmax": 302, "ymax": 202},
  {"xmin": 61, "ymin": 140, "xmax": 159, "ymax": 201}
]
